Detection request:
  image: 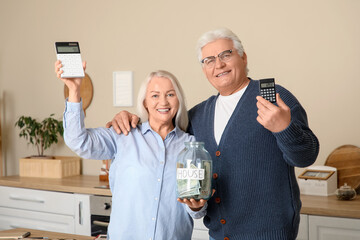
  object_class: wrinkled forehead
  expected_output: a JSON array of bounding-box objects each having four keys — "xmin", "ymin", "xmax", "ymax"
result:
[{"xmin": 201, "ymin": 38, "xmax": 234, "ymax": 58}]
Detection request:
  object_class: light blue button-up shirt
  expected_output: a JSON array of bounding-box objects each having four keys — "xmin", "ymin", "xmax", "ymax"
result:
[{"xmin": 63, "ymin": 101, "xmax": 196, "ymax": 240}]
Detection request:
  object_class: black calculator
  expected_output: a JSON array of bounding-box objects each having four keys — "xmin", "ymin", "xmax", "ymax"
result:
[{"xmin": 259, "ymin": 78, "xmax": 276, "ymax": 103}]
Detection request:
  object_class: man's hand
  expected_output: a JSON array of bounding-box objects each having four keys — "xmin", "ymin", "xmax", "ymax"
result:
[
  {"xmin": 256, "ymin": 93, "xmax": 291, "ymax": 133},
  {"xmin": 105, "ymin": 111, "xmax": 140, "ymax": 135}
]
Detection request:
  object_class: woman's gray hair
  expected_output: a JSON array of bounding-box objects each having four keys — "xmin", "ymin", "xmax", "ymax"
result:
[
  {"xmin": 137, "ymin": 70, "xmax": 189, "ymax": 131},
  {"xmin": 196, "ymin": 28, "xmax": 249, "ymax": 74}
]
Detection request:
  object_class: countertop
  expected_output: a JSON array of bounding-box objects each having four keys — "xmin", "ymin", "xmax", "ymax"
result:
[
  {"xmin": 1, "ymin": 175, "xmax": 360, "ymax": 218},
  {"xmin": 300, "ymin": 194, "xmax": 360, "ymax": 218},
  {"xmin": 0, "ymin": 175, "xmax": 111, "ymax": 196},
  {"xmin": 0, "ymin": 228, "xmax": 94, "ymax": 239}
]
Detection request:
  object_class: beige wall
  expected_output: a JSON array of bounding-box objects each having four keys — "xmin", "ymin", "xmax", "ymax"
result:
[{"xmin": 0, "ymin": 0, "xmax": 359, "ymax": 176}]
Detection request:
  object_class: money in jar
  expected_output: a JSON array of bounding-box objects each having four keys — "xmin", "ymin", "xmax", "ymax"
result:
[{"xmin": 176, "ymin": 141, "xmax": 212, "ymax": 200}]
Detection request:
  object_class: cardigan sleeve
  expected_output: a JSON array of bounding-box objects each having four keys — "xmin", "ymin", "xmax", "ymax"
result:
[{"xmin": 273, "ymin": 101, "xmax": 319, "ymax": 167}]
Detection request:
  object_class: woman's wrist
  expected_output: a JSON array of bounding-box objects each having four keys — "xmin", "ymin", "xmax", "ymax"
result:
[{"xmin": 68, "ymin": 90, "xmax": 81, "ymax": 103}]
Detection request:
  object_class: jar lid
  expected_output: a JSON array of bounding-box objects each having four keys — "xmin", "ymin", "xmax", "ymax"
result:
[{"xmin": 339, "ymin": 183, "xmax": 354, "ymax": 191}]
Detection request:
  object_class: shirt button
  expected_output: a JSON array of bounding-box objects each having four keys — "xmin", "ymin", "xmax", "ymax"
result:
[
  {"xmin": 215, "ymin": 151, "xmax": 221, "ymax": 156},
  {"xmin": 160, "ymin": 161, "xmax": 164, "ymax": 164},
  {"xmin": 220, "ymin": 219, "xmax": 226, "ymax": 224},
  {"xmin": 154, "ymin": 197, "xmax": 158, "ymax": 201},
  {"xmin": 152, "ymin": 217, "xmax": 156, "ymax": 221},
  {"xmin": 157, "ymin": 178, "xmax": 161, "ymax": 182},
  {"xmin": 213, "ymin": 173, "xmax": 218, "ymax": 179},
  {"xmin": 215, "ymin": 197, "xmax": 221, "ymax": 203}
]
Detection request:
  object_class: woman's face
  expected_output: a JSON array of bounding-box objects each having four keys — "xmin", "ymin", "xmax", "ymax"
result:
[{"xmin": 144, "ymin": 76, "xmax": 179, "ymax": 127}]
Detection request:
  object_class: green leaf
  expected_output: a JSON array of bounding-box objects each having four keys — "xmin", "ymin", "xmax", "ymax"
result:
[{"xmin": 15, "ymin": 114, "xmax": 64, "ymax": 156}]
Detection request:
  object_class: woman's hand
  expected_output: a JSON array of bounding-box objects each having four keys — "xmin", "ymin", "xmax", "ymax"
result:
[
  {"xmin": 177, "ymin": 198, "xmax": 207, "ymax": 211},
  {"xmin": 54, "ymin": 60, "xmax": 86, "ymax": 102},
  {"xmin": 177, "ymin": 189, "xmax": 215, "ymax": 211}
]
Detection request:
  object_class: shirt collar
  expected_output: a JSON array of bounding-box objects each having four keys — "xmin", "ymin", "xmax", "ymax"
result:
[{"xmin": 140, "ymin": 121, "xmax": 179, "ymax": 138}]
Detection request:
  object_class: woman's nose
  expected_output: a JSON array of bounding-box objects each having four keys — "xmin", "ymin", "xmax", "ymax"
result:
[{"xmin": 159, "ymin": 95, "xmax": 168, "ymax": 104}]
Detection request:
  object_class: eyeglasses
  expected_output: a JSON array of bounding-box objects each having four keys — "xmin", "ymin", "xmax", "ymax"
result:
[{"xmin": 201, "ymin": 49, "xmax": 233, "ymax": 68}]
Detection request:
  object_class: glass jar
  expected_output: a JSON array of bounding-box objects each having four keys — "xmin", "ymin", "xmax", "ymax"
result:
[
  {"xmin": 176, "ymin": 141, "xmax": 212, "ymax": 200},
  {"xmin": 336, "ymin": 183, "xmax": 357, "ymax": 200}
]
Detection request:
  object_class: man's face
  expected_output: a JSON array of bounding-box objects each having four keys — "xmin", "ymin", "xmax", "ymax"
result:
[{"xmin": 201, "ymin": 38, "xmax": 248, "ymax": 96}]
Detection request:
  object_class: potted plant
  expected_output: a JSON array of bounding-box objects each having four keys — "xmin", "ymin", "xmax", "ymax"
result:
[
  {"xmin": 15, "ymin": 114, "xmax": 64, "ymax": 158},
  {"xmin": 15, "ymin": 114, "xmax": 81, "ymax": 178}
]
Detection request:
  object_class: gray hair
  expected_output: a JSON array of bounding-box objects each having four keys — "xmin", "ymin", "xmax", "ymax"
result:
[
  {"xmin": 196, "ymin": 28, "xmax": 249, "ymax": 74},
  {"xmin": 137, "ymin": 70, "xmax": 189, "ymax": 131}
]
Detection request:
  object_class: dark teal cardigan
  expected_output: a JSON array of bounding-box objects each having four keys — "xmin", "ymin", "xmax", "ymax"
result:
[{"xmin": 188, "ymin": 79, "xmax": 319, "ymax": 240}]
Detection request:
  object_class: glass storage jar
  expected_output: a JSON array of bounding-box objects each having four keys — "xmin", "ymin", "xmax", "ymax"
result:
[
  {"xmin": 176, "ymin": 141, "xmax": 212, "ymax": 200},
  {"xmin": 336, "ymin": 183, "xmax": 357, "ymax": 200}
]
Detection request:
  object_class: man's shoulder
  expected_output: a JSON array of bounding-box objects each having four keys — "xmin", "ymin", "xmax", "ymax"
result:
[
  {"xmin": 189, "ymin": 95, "xmax": 217, "ymax": 115},
  {"xmin": 275, "ymin": 84, "xmax": 300, "ymax": 107}
]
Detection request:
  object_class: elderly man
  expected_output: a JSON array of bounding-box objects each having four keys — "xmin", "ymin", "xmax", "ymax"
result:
[{"xmin": 108, "ymin": 28, "xmax": 319, "ymax": 240}]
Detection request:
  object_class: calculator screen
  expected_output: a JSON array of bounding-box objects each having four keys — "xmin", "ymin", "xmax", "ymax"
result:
[
  {"xmin": 56, "ymin": 42, "xmax": 81, "ymax": 54},
  {"xmin": 57, "ymin": 45, "xmax": 80, "ymax": 53},
  {"xmin": 260, "ymin": 82, "xmax": 274, "ymax": 88}
]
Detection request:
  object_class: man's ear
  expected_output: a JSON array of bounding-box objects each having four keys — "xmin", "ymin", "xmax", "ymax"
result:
[
  {"xmin": 242, "ymin": 52, "xmax": 248, "ymax": 65},
  {"xmin": 201, "ymin": 64, "xmax": 208, "ymax": 75}
]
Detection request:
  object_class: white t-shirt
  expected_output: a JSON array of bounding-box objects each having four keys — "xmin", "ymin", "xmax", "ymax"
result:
[{"xmin": 214, "ymin": 86, "xmax": 248, "ymax": 145}]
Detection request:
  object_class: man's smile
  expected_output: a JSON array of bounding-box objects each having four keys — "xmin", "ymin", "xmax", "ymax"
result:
[{"xmin": 216, "ymin": 70, "xmax": 231, "ymax": 77}]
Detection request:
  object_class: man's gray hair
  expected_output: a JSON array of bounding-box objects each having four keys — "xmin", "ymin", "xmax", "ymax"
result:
[
  {"xmin": 196, "ymin": 28, "xmax": 249, "ymax": 74},
  {"xmin": 137, "ymin": 70, "xmax": 189, "ymax": 132}
]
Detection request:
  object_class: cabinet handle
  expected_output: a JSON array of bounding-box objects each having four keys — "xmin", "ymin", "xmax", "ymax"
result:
[
  {"xmin": 10, "ymin": 224, "xmax": 25, "ymax": 228},
  {"xmin": 9, "ymin": 195, "xmax": 45, "ymax": 203},
  {"xmin": 79, "ymin": 201, "xmax": 83, "ymax": 225},
  {"xmin": 92, "ymin": 220, "xmax": 109, "ymax": 227}
]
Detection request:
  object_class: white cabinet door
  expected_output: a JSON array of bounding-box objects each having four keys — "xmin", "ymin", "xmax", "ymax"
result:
[
  {"xmin": 74, "ymin": 193, "xmax": 91, "ymax": 235},
  {"xmin": 0, "ymin": 207, "xmax": 74, "ymax": 233},
  {"xmin": 297, "ymin": 214, "xmax": 309, "ymax": 240},
  {"xmin": 309, "ymin": 215, "xmax": 360, "ymax": 240}
]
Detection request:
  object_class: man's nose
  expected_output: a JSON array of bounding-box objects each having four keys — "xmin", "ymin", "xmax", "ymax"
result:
[{"xmin": 215, "ymin": 57, "xmax": 225, "ymax": 68}]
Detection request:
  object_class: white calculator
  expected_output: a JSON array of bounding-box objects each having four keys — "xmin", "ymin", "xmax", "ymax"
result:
[{"xmin": 55, "ymin": 42, "xmax": 85, "ymax": 78}]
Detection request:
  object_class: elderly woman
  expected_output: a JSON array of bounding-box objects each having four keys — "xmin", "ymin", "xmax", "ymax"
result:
[{"xmin": 55, "ymin": 61, "xmax": 195, "ymax": 240}]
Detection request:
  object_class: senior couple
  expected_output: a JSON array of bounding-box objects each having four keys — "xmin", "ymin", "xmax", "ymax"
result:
[{"xmin": 55, "ymin": 28, "xmax": 319, "ymax": 240}]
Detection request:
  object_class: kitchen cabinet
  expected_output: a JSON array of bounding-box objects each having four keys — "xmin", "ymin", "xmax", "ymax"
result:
[
  {"xmin": 0, "ymin": 186, "xmax": 91, "ymax": 235},
  {"xmin": 297, "ymin": 214, "xmax": 309, "ymax": 240},
  {"xmin": 297, "ymin": 214, "xmax": 360, "ymax": 240},
  {"xmin": 308, "ymin": 215, "xmax": 360, "ymax": 240},
  {"xmin": 193, "ymin": 213, "xmax": 360, "ymax": 240},
  {"xmin": 1, "ymin": 176, "xmax": 360, "ymax": 240}
]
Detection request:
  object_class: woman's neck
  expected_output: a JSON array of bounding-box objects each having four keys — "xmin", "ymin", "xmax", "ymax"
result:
[{"xmin": 149, "ymin": 120, "xmax": 174, "ymax": 140}]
